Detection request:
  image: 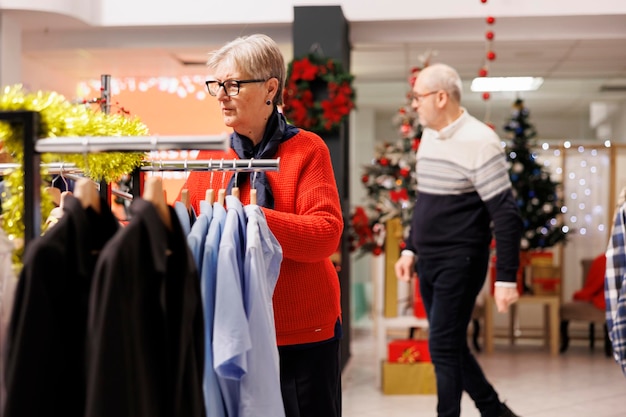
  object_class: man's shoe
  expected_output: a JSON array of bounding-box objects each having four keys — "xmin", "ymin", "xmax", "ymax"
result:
[{"xmin": 499, "ymin": 402, "xmax": 520, "ymax": 417}]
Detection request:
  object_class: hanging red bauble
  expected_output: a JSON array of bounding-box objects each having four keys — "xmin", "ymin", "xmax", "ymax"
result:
[
  {"xmin": 399, "ymin": 167, "xmax": 411, "ymax": 178},
  {"xmin": 482, "ymin": 92, "xmax": 491, "ymax": 100},
  {"xmin": 486, "ymin": 16, "xmax": 495, "ymax": 24},
  {"xmin": 399, "ymin": 241, "xmax": 407, "ymax": 250},
  {"xmin": 486, "ymin": 51, "xmax": 496, "ymax": 60},
  {"xmin": 379, "ymin": 157, "xmax": 389, "ymax": 166},
  {"xmin": 480, "ymin": 0, "xmax": 488, "ymax": 3},
  {"xmin": 372, "ymin": 246, "xmax": 383, "ymax": 256},
  {"xmin": 361, "ymin": 174, "xmax": 369, "ymax": 183},
  {"xmin": 478, "ymin": 67, "xmax": 488, "ymax": 77},
  {"xmin": 486, "ymin": 31, "xmax": 494, "ymax": 40}
]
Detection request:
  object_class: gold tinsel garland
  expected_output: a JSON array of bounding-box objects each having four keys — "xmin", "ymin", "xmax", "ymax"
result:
[{"xmin": 0, "ymin": 85, "xmax": 148, "ymax": 265}]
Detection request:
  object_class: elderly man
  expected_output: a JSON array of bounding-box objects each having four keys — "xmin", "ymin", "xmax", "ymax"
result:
[{"xmin": 395, "ymin": 63, "xmax": 522, "ymax": 417}]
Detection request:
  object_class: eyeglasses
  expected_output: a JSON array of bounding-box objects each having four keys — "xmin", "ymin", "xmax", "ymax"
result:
[
  {"xmin": 412, "ymin": 90, "xmax": 438, "ymax": 103},
  {"xmin": 205, "ymin": 79, "xmax": 266, "ymax": 97}
]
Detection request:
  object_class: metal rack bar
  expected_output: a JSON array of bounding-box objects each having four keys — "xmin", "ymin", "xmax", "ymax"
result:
[
  {"xmin": 141, "ymin": 158, "xmax": 280, "ymax": 172},
  {"xmin": 35, "ymin": 134, "xmax": 229, "ymax": 153}
]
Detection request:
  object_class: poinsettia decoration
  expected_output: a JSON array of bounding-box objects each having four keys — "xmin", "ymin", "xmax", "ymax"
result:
[{"xmin": 283, "ymin": 54, "xmax": 355, "ymax": 133}]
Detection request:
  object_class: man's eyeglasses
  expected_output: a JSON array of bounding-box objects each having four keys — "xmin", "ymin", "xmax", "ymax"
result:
[
  {"xmin": 412, "ymin": 90, "xmax": 438, "ymax": 102},
  {"xmin": 205, "ymin": 79, "xmax": 266, "ymax": 97}
]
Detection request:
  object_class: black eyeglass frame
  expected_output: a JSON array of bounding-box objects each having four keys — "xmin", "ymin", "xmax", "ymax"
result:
[{"xmin": 205, "ymin": 79, "xmax": 266, "ymax": 97}]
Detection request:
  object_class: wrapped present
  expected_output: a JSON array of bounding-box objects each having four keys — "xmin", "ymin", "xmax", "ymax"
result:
[
  {"xmin": 382, "ymin": 361, "xmax": 436, "ymax": 395},
  {"xmin": 388, "ymin": 339, "xmax": 431, "ymax": 363}
]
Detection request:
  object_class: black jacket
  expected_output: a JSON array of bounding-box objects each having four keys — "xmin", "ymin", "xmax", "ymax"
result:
[
  {"xmin": 4, "ymin": 195, "xmax": 119, "ymax": 417},
  {"xmin": 85, "ymin": 198, "xmax": 205, "ymax": 417}
]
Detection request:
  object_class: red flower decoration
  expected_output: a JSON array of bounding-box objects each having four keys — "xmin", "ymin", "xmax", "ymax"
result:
[{"xmin": 283, "ymin": 54, "xmax": 356, "ymax": 133}]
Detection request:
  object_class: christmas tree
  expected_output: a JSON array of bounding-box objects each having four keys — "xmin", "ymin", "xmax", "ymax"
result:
[
  {"xmin": 350, "ymin": 67, "xmax": 423, "ymax": 256},
  {"xmin": 504, "ymin": 98, "xmax": 568, "ymax": 250}
]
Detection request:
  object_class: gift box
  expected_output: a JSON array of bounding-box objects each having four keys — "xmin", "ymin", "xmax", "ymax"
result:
[
  {"xmin": 381, "ymin": 361, "xmax": 437, "ymax": 395},
  {"xmin": 388, "ymin": 339, "xmax": 431, "ymax": 363},
  {"xmin": 532, "ymin": 265, "xmax": 561, "ymax": 296}
]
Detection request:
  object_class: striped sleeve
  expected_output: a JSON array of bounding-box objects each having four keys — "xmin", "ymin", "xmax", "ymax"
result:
[{"xmin": 473, "ymin": 140, "xmax": 513, "ymax": 201}]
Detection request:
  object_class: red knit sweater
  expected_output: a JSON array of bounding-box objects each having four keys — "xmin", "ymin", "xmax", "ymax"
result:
[{"xmin": 183, "ymin": 129, "xmax": 343, "ymax": 346}]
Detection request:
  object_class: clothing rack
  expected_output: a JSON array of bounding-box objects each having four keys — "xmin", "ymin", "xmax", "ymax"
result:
[{"xmin": 0, "ymin": 110, "xmax": 232, "ymax": 246}]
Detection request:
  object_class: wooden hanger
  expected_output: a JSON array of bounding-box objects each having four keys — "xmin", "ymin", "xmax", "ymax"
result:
[
  {"xmin": 217, "ymin": 159, "xmax": 226, "ymax": 205},
  {"xmin": 143, "ymin": 176, "xmax": 172, "ymax": 230},
  {"xmin": 230, "ymin": 160, "xmax": 240, "ymax": 199},
  {"xmin": 181, "ymin": 188, "xmax": 191, "ymax": 211},
  {"xmin": 205, "ymin": 189, "xmax": 215, "ymax": 204},
  {"xmin": 74, "ymin": 178, "xmax": 101, "ymax": 214},
  {"xmin": 249, "ymin": 162, "xmax": 257, "ymax": 205}
]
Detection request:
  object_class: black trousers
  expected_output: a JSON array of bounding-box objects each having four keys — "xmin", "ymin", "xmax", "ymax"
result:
[
  {"xmin": 418, "ymin": 252, "xmax": 502, "ymax": 417},
  {"xmin": 279, "ymin": 339, "xmax": 342, "ymax": 417}
]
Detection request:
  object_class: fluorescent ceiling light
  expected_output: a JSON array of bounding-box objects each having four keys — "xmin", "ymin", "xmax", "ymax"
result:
[{"xmin": 470, "ymin": 77, "xmax": 544, "ymax": 92}]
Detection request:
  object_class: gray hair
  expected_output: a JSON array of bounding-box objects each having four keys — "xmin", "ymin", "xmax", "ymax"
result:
[
  {"xmin": 419, "ymin": 63, "xmax": 463, "ymax": 103},
  {"xmin": 207, "ymin": 34, "xmax": 285, "ymax": 106}
]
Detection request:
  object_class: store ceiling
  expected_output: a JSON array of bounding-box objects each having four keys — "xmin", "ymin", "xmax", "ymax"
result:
[{"xmin": 12, "ymin": 10, "xmax": 626, "ymax": 139}]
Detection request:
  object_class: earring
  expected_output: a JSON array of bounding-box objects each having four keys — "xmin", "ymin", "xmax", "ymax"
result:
[{"xmin": 266, "ymin": 100, "xmax": 272, "ymax": 105}]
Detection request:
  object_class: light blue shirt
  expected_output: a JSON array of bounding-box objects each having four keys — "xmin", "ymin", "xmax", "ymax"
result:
[
  {"xmin": 187, "ymin": 212, "xmax": 209, "ymax": 272},
  {"xmin": 201, "ymin": 201, "xmax": 227, "ymax": 417},
  {"xmin": 174, "ymin": 201, "xmax": 196, "ymax": 236},
  {"xmin": 213, "ymin": 196, "xmax": 249, "ymax": 417},
  {"xmin": 240, "ymin": 205, "xmax": 284, "ymax": 417}
]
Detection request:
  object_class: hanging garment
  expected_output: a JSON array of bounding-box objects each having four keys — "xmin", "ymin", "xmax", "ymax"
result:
[
  {"xmin": 239, "ymin": 204, "xmax": 284, "ymax": 417},
  {"xmin": 175, "ymin": 199, "xmax": 196, "ymax": 236},
  {"xmin": 605, "ymin": 202, "xmax": 626, "ymax": 375},
  {"xmin": 0, "ymin": 227, "xmax": 17, "ymax": 413},
  {"xmin": 213, "ymin": 195, "xmax": 249, "ymax": 417},
  {"xmin": 3, "ymin": 195, "xmax": 119, "ymax": 417},
  {"xmin": 85, "ymin": 198, "xmax": 205, "ymax": 417},
  {"xmin": 197, "ymin": 200, "xmax": 227, "ymax": 417}
]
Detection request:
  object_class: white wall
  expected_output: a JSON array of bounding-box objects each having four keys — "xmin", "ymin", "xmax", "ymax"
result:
[{"xmin": 5, "ymin": 0, "xmax": 626, "ymax": 27}]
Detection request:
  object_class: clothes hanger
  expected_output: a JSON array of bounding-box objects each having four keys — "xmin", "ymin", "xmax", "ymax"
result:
[
  {"xmin": 143, "ymin": 175, "xmax": 172, "ymax": 230},
  {"xmin": 217, "ymin": 159, "xmax": 226, "ymax": 205},
  {"xmin": 180, "ymin": 159, "xmax": 191, "ymax": 212},
  {"xmin": 249, "ymin": 158, "xmax": 257, "ymax": 205},
  {"xmin": 230, "ymin": 159, "xmax": 240, "ymax": 199},
  {"xmin": 74, "ymin": 177, "xmax": 101, "ymax": 214},
  {"xmin": 205, "ymin": 159, "xmax": 215, "ymax": 204}
]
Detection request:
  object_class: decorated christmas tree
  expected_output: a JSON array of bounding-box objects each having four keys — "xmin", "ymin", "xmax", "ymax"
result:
[
  {"xmin": 350, "ymin": 67, "xmax": 423, "ymax": 256},
  {"xmin": 504, "ymin": 98, "xmax": 568, "ymax": 250}
]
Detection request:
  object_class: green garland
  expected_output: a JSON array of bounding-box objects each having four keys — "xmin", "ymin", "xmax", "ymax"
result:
[{"xmin": 0, "ymin": 85, "xmax": 147, "ymax": 265}]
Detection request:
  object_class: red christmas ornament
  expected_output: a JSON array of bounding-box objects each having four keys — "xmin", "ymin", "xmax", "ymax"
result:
[
  {"xmin": 399, "ymin": 167, "xmax": 410, "ymax": 178},
  {"xmin": 400, "ymin": 241, "xmax": 406, "ymax": 250},
  {"xmin": 485, "ymin": 30, "xmax": 494, "ymax": 40},
  {"xmin": 373, "ymin": 246, "xmax": 383, "ymax": 256},
  {"xmin": 399, "ymin": 107, "xmax": 406, "ymax": 114},
  {"xmin": 486, "ymin": 50, "xmax": 496, "ymax": 61},
  {"xmin": 480, "ymin": 0, "xmax": 487, "ymax": 3},
  {"xmin": 361, "ymin": 174, "xmax": 369, "ymax": 183},
  {"xmin": 379, "ymin": 157, "xmax": 389, "ymax": 166},
  {"xmin": 478, "ymin": 67, "xmax": 488, "ymax": 77},
  {"xmin": 486, "ymin": 16, "xmax": 495, "ymax": 24},
  {"xmin": 482, "ymin": 92, "xmax": 491, "ymax": 100},
  {"xmin": 412, "ymin": 138, "xmax": 421, "ymax": 151}
]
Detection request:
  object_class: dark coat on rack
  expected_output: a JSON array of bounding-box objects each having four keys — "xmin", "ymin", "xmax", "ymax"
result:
[
  {"xmin": 85, "ymin": 198, "xmax": 206, "ymax": 417},
  {"xmin": 3, "ymin": 195, "xmax": 119, "ymax": 417}
]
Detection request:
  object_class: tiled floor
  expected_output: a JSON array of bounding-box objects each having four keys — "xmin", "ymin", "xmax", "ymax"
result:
[{"xmin": 342, "ymin": 325, "xmax": 625, "ymax": 417}]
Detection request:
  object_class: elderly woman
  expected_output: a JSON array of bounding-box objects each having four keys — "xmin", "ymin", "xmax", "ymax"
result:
[{"xmin": 184, "ymin": 34, "xmax": 344, "ymax": 417}]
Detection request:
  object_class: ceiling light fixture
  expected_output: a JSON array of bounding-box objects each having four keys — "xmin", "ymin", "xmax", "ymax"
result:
[{"xmin": 471, "ymin": 76, "xmax": 544, "ymax": 92}]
